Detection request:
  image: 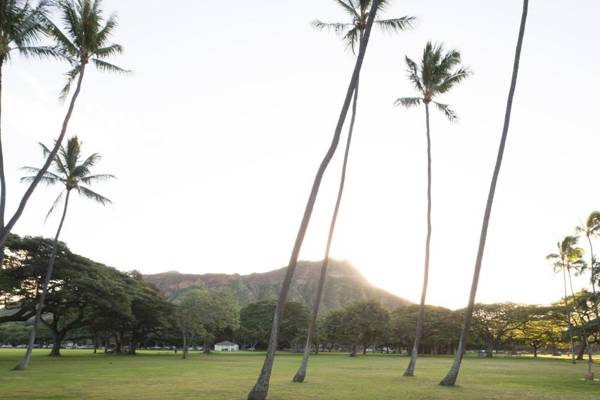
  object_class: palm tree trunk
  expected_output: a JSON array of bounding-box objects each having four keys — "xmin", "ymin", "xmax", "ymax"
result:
[
  {"xmin": 0, "ymin": 58, "xmax": 6, "ymax": 268},
  {"xmin": 14, "ymin": 190, "xmax": 71, "ymax": 370},
  {"xmin": 439, "ymin": 0, "xmax": 529, "ymax": 386},
  {"xmin": 585, "ymin": 234, "xmax": 596, "ymax": 379},
  {"xmin": 0, "ymin": 65, "xmax": 86, "ymax": 247},
  {"xmin": 563, "ymin": 266, "xmax": 576, "ymax": 364},
  {"xmin": 246, "ymin": 3, "xmax": 381, "ymax": 399},
  {"xmin": 404, "ymin": 102, "xmax": 433, "ymax": 377},
  {"xmin": 293, "ymin": 76, "xmax": 360, "ymax": 384}
]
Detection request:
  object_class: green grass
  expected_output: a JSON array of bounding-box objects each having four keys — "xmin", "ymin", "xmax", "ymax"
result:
[{"xmin": 0, "ymin": 349, "xmax": 598, "ymax": 399}]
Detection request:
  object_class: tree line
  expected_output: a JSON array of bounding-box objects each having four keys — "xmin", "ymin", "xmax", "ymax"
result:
[{"xmin": 3, "ymin": 233, "xmax": 598, "ymax": 366}]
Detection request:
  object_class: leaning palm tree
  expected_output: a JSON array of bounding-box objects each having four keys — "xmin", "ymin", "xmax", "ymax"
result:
[
  {"xmin": 439, "ymin": 0, "xmax": 529, "ymax": 386},
  {"xmin": 0, "ymin": 0, "xmax": 57, "ymax": 264},
  {"xmin": 547, "ymin": 236, "xmax": 585, "ymax": 365},
  {"xmin": 292, "ymin": 0, "xmax": 414, "ymax": 384},
  {"xmin": 0, "ymin": 0, "xmax": 126, "ymax": 248},
  {"xmin": 247, "ymin": 2, "xmax": 382, "ymax": 399},
  {"xmin": 14, "ymin": 136, "xmax": 114, "ymax": 370},
  {"xmin": 394, "ymin": 41, "xmax": 470, "ymax": 377}
]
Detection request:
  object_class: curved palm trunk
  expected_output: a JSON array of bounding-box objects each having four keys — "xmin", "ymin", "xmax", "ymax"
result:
[
  {"xmin": 246, "ymin": 3, "xmax": 380, "ymax": 399},
  {"xmin": 292, "ymin": 77, "xmax": 360, "ymax": 384},
  {"xmin": 439, "ymin": 0, "xmax": 529, "ymax": 386},
  {"xmin": 404, "ymin": 102, "xmax": 432, "ymax": 377},
  {"xmin": 14, "ymin": 190, "xmax": 71, "ymax": 370},
  {"xmin": 0, "ymin": 65, "xmax": 86, "ymax": 247}
]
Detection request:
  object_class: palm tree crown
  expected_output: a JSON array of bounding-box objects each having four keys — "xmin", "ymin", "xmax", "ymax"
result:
[
  {"xmin": 21, "ymin": 136, "xmax": 114, "ymax": 218},
  {"xmin": 395, "ymin": 41, "xmax": 470, "ymax": 121},
  {"xmin": 313, "ymin": 0, "xmax": 414, "ymax": 53},
  {"xmin": 0, "ymin": 0, "xmax": 57, "ymax": 61},
  {"xmin": 547, "ymin": 236, "xmax": 586, "ymax": 274},
  {"xmin": 46, "ymin": 0, "xmax": 127, "ymax": 98}
]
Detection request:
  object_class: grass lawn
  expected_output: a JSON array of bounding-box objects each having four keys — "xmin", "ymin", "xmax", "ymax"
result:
[{"xmin": 0, "ymin": 350, "xmax": 598, "ymax": 399}]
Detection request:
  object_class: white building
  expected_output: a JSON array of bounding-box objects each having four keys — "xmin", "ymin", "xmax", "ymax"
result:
[{"xmin": 214, "ymin": 341, "xmax": 239, "ymax": 352}]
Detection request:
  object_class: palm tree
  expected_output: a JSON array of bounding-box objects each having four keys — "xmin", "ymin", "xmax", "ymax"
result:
[
  {"xmin": 0, "ymin": 0, "xmax": 57, "ymax": 264},
  {"xmin": 547, "ymin": 236, "xmax": 585, "ymax": 365},
  {"xmin": 292, "ymin": 0, "xmax": 414, "ymax": 384},
  {"xmin": 14, "ymin": 136, "xmax": 114, "ymax": 370},
  {"xmin": 247, "ymin": 2, "xmax": 382, "ymax": 399},
  {"xmin": 0, "ymin": 0, "xmax": 126, "ymax": 248},
  {"xmin": 394, "ymin": 41, "xmax": 469, "ymax": 377},
  {"xmin": 576, "ymin": 211, "xmax": 600, "ymax": 379},
  {"xmin": 439, "ymin": 0, "xmax": 529, "ymax": 386}
]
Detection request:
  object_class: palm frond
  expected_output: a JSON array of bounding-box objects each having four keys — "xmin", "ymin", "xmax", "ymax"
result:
[
  {"xmin": 79, "ymin": 174, "xmax": 116, "ymax": 185},
  {"xmin": 334, "ymin": 0, "xmax": 359, "ymax": 19},
  {"xmin": 435, "ymin": 67, "xmax": 471, "ymax": 95},
  {"xmin": 311, "ymin": 20, "xmax": 352, "ymax": 34},
  {"xmin": 434, "ymin": 102, "xmax": 458, "ymax": 122},
  {"xmin": 59, "ymin": 64, "xmax": 82, "ymax": 100},
  {"xmin": 375, "ymin": 16, "xmax": 415, "ymax": 33},
  {"xmin": 45, "ymin": 191, "xmax": 65, "ymax": 221},
  {"xmin": 343, "ymin": 27, "xmax": 359, "ymax": 54},
  {"xmin": 394, "ymin": 97, "xmax": 422, "ymax": 108},
  {"xmin": 92, "ymin": 58, "xmax": 129, "ymax": 74},
  {"xmin": 77, "ymin": 185, "xmax": 112, "ymax": 206},
  {"xmin": 404, "ymin": 56, "xmax": 423, "ymax": 93},
  {"xmin": 17, "ymin": 45, "xmax": 62, "ymax": 59}
]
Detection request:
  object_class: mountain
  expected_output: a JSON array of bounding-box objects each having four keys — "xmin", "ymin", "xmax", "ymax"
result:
[{"xmin": 143, "ymin": 260, "xmax": 410, "ymax": 312}]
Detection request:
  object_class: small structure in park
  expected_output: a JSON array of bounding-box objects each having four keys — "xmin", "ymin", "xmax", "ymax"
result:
[{"xmin": 214, "ymin": 341, "xmax": 239, "ymax": 352}]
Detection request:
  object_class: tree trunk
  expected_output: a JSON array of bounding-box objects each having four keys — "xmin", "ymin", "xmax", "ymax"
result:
[
  {"xmin": 439, "ymin": 0, "xmax": 529, "ymax": 386},
  {"xmin": 182, "ymin": 327, "xmax": 188, "ymax": 360},
  {"xmin": 486, "ymin": 343, "xmax": 494, "ymax": 358},
  {"xmin": 404, "ymin": 102, "xmax": 433, "ymax": 377},
  {"xmin": 362, "ymin": 346, "xmax": 367, "ymax": 356},
  {"xmin": 246, "ymin": 4, "xmax": 381, "ymax": 399},
  {"xmin": 350, "ymin": 344, "xmax": 357, "ymax": 357},
  {"xmin": 0, "ymin": 64, "xmax": 86, "ymax": 247},
  {"xmin": 577, "ymin": 339, "xmax": 585, "ymax": 361},
  {"xmin": 49, "ymin": 332, "xmax": 65, "ymax": 357},
  {"xmin": 293, "ymin": 72, "xmax": 361, "ymax": 385},
  {"xmin": 563, "ymin": 266, "xmax": 576, "ymax": 364},
  {"xmin": 14, "ymin": 190, "xmax": 71, "ymax": 370},
  {"xmin": 0, "ymin": 59, "xmax": 6, "ymax": 269},
  {"xmin": 204, "ymin": 340, "xmax": 211, "ymax": 354}
]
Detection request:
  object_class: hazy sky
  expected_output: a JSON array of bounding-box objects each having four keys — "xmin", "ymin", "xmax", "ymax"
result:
[{"xmin": 4, "ymin": 0, "xmax": 600, "ymax": 309}]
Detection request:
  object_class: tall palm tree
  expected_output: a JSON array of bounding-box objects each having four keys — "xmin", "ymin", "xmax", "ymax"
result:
[
  {"xmin": 0, "ymin": 0, "xmax": 126, "ymax": 248},
  {"xmin": 0, "ymin": 0, "xmax": 57, "ymax": 264},
  {"xmin": 576, "ymin": 211, "xmax": 600, "ymax": 379},
  {"xmin": 547, "ymin": 236, "xmax": 585, "ymax": 365},
  {"xmin": 394, "ymin": 41, "xmax": 469, "ymax": 377},
  {"xmin": 247, "ymin": 2, "xmax": 382, "ymax": 399},
  {"xmin": 576, "ymin": 212, "xmax": 600, "ymax": 315},
  {"xmin": 439, "ymin": 0, "xmax": 529, "ymax": 386},
  {"xmin": 292, "ymin": 0, "xmax": 414, "ymax": 384},
  {"xmin": 14, "ymin": 136, "xmax": 114, "ymax": 370}
]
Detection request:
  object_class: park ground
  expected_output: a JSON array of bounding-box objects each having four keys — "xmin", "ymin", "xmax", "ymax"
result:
[{"xmin": 0, "ymin": 350, "xmax": 599, "ymax": 399}]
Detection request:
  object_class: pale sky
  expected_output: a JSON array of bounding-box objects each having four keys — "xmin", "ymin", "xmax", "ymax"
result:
[{"xmin": 4, "ymin": 0, "xmax": 600, "ymax": 309}]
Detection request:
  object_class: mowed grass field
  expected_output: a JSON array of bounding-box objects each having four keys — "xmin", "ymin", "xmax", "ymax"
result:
[{"xmin": 0, "ymin": 350, "xmax": 598, "ymax": 400}]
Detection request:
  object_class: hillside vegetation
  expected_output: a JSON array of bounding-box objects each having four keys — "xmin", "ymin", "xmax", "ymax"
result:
[{"xmin": 144, "ymin": 260, "xmax": 410, "ymax": 311}]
